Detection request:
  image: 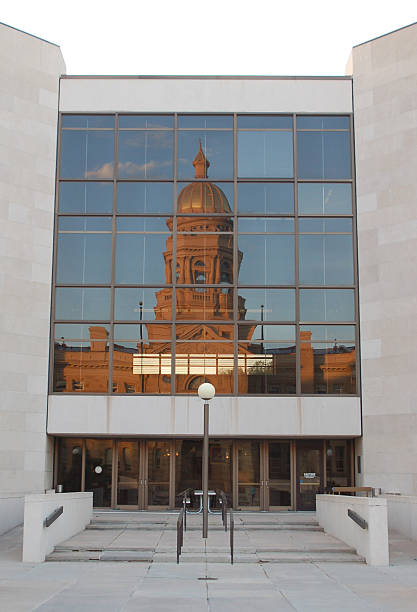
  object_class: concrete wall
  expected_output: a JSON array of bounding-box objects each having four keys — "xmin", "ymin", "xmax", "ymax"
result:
[
  {"xmin": 60, "ymin": 76, "xmax": 352, "ymax": 113},
  {"xmin": 351, "ymin": 23, "xmax": 417, "ymax": 494},
  {"xmin": 23, "ymin": 491, "xmax": 92, "ymax": 562},
  {"xmin": 385, "ymin": 494, "xmax": 417, "ymax": 542},
  {"xmin": 47, "ymin": 394, "xmax": 361, "ymax": 438},
  {"xmin": 0, "ymin": 24, "xmax": 65, "ymax": 495},
  {"xmin": 316, "ymin": 494, "xmax": 389, "ymax": 566},
  {"xmin": 0, "ymin": 493, "xmax": 25, "ymax": 535}
]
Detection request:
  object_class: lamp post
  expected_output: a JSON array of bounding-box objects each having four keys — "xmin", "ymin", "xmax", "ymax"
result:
[
  {"xmin": 139, "ymin": 301, "xmax": 144, "ymax": 393},
  {"xmin": 197, "ymin": 382, "xmax": 215, "ymax": 539}
]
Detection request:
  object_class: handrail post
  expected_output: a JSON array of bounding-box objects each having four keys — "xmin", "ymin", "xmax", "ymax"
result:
[{"xmin": 229, "ymin": 508, "xmax": 234, "ymax": 565}]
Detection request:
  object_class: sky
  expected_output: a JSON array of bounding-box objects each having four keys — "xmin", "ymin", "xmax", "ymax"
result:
[{"xmin": 2, "ymin": 0, "xmax": 416, "ymax": 75}]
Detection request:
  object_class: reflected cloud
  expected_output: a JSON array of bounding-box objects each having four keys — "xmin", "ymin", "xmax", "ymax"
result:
[{"xmin": 85, "ymin": 162, "xmax": 114, "ymax": 179}]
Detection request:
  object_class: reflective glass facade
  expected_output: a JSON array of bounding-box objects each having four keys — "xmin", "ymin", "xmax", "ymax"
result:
[{"xmin": 52, "ymin": 113, "xmax": 357, "ymax": 395}]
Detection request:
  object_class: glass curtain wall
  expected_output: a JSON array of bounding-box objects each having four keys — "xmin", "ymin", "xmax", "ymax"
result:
[{"xmin": 52, "ymin": 113, "xmax": 357, "ymax": 396}]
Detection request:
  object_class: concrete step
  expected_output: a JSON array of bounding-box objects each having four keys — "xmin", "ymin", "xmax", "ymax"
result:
[
  {"xmin": 46, "ymin": 549, "xmax": 364, "ymax": 564},
  {"xmin": 86, "ymin": 522, "xmax": 324, "ymax": 532}
]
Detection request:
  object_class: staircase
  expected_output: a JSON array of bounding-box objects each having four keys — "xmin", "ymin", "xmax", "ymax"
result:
[{"xmin": 46, "ymin": 511, "xmax": 364, "ymax": 563}]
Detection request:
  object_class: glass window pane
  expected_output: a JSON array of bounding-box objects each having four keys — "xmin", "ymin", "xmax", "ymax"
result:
[
  {"xmin": 177, "ymin": 234, "xmax": 233, "ymax": 285},
  {"xmin": 238, "ymin": 115, "xmax": 292, "ymax": 129},
  {"xmin": 85, "ymin": 440, "xmax": 113, "ymax": 506},
  {"xmin": 326, "ymin": 440, "xmax": 352, "ymax": 487},
  {"xmin": 112, "ymin": 341, "xmax": 172, "ymax": 394},
  {"xmin": 238, "ymin": 440, "xmax": 260, "ymax": 482},
  {"xmin": 119, "ymin": 115, "xmax": 173, "ymax": 129},
  {"xmin": 114, "ymin": 323, "xmax": 171, "ymax": 341},
  {"xmin": 177, "ymin": 132, "xmax": 233, "ymax": 179},
  {"xmin": 115, "ymin": 288, "xmax": 170, "ymax": 321},
  {"xmin": 57, "ymin": 438, "xmax": 82, "ymax": 492},
  {"xmin": 238, "ymin": 131, "xmax": 293, "ymax": 178},
  {"xmin": 176, "ymin": 323, "xmax": 234, "ymax": 340},
  {"xmin": 238, "ymin": 325, "xmax": 295, "ymax": 341},
  {"xmin": 300, "ymin": 325, "xmax": 355, "ymax": 342},
  {"xmin": 238, "ymin": 218, "xmax": 294, "ymax": 233},
  {"xmin": 54, "ymin": 339, "xmax": 109, "ymax": 394},
  {"xmin": 55, "ymin": 288, "xmax": 110, "ymax": 320},
  {"xmin": 177, "ymin": 182, "xmax": 233, "ymax": 215},
  {"xmin": 116, "ymin": 217, "xmax": 170, "ymax": 232},
  {"xmin": 298, "ymin": 183, "xmax": 352, "ymax": 215},
  {"xmin": 237, "ymin": 289, "xmax": 295, "ymax": 321},
  {"xmin": 237, "ymin": 183, "xmax": 294, "ymax": 215},
  {"xmin": 58, "ymin": 216, "xmax": 112, "ymax": 231},
  {"xmin": 238, "ymin": 235, "xmax": 294, "ymax": 285},
  {"xmin": 115, "ymin": 234, "xmax": 169, "ymax": 284},
  {"xmin": 55, "ymin": 323, "xmax": 110, "ymax": 340},
  {"xmin": 117, "ymin": 182, "xmax": 173, "ymax": 213},
  {"xmin": 175, "ymin": 343, "xmax": 234, "ymax": 394},
  {"xmin": 176, "ymin": 287, "xmax": 233, "ymax": 320},
  {"xmin": 177, "ymin": 217, "xmax": 233, "ymax": 232},
  {"xmin": 60, "ymin": 131, "xmax": 114, "ymax": 179},
  {"xmin": 297, "ymin": 116, "xmax": 350, "ymax": 129},
  {"xmin": 118, "ymin": 131, "xmax": 173, "ymax": 179},
  {"xmin": 238, "ymin": 343, "xmax": 296, "ymax": 394},
  {"xmin": 59, "ymin": 182, "xmax": 113, "ymax": 213},
  {"xmin": 299, "ymin": 235, "xmax": 354, "ymax": 285},
  {"xmin": 300, "ymin": 290, "xmax": 355, "ymax": 322},
  {"xmin": 62, "ymin": 115, "xmax": 114, "ymax": 128},
  {"xmin": 300, "ymin": 340, "xmax": 356, "ymax": 394},
  {"xmin": 56, "ymin": 233, "xmax": 112, "ymax": 284},
  {"xmin": 298, "ymin": 218, "xmax": 352, "ymax": 233},
  {"xmin": 178, "ymin": 115, "xmax": 233, "ymax": 129},
  {"xmin": 297, "ymin": 132, "xmax": 351, "ymax": 179}
]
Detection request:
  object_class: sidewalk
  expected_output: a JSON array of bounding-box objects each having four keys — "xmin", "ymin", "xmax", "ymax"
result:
[{"xmin": 1, "ymin": 512, "xmax": 417, "ymax": 611}]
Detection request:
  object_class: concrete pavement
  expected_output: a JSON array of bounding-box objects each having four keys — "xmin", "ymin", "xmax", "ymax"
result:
[{"xmin": 1, "ymin": 512, "xmax": 417, "ymax": 611}]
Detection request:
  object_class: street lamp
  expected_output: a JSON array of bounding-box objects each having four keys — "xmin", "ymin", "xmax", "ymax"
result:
[{"xmin": 198, "ymin": 382, "xmax": 215, "ymax": 539}]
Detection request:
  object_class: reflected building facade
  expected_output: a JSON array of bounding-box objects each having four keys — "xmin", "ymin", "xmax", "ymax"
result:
[{"xmin": 50, "ymin": 104, "xmax": 358, "ymax": 511}]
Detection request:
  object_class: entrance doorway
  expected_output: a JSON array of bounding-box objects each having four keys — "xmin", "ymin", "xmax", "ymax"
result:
[{"xmin": 56, "ymin": 437, "xmax": 353, "ymax": 510}]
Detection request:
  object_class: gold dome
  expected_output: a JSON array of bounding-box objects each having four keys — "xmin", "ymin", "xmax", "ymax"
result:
[{"xmin": 177, "ymin": 143, "xmax": 232, "ymax": 214}]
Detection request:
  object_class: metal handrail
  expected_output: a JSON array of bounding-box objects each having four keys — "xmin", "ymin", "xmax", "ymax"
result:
[
  {"xmin": 229, "ymin": 508, "xmax": 234, "ymax": 565},
  {"xmin": 347, "ymin": 508, "xmax": 368, "ymax": 530},
  {"xmin": 44, "ymin": 506, "xmax": 63, "ymax": 528},
  {"xmin": 217, "ymin": 489, "xmax": 228, "ymax": 532},
  {"xmin": 176, "ymin": 507, "xmax": 184, "ymax": 563}
]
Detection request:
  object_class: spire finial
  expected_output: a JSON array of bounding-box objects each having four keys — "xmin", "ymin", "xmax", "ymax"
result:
[{"xmin": 192, "ymin": 140, "xmax": 210, "ymax": 178}]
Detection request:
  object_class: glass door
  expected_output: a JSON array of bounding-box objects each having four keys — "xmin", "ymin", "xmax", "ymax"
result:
[
  {"xmin": 296, "ymin": 440, "xmax": 323, "ymax": 510},
  {"xmin": 175, "ymin": 439, "xmax": 202, "ymax": 509},
  {"xmin": 116, "ymin": 440, "xmax": 141, "ymax": 508},
  {"xmin": 209, "ymin": 439, "xmax": 232, "ymax": 509},
  {"xmin": 85, "ymin": 439, "xmax": 113, "ymax": 507},
  {"xmin": 265, "ymin": 441, "xmax": 292, "ymax": 509},
  {"xmin": 146, "ymin": 440, "xmax": 171, "ymax": 508},
  {"xmin": 237, "ymin": 440, "xmax": 261, "ymax": 509}
]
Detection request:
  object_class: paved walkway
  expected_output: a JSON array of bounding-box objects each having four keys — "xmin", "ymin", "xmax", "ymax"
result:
[{"xmin": 1, "ymin": 512, "xmax": 417, "ymax": 611}]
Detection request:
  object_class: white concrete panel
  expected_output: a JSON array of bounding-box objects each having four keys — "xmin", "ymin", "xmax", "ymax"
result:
[
  {"xmin": 23, "ymin": 492, "xmax": 92, "ymax": 562},
  {"xmin": 47, "ymin": 394, "xmax": 361, "ymax": 437},
  {"xmin": 60, "ymin": 77, "xmax": 352, "ymax": 114},
  {"xmin": 316, "ymin": 494, "xmax": 389, "ymax": 566}
]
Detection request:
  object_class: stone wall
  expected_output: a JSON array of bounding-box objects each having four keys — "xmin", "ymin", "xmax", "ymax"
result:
[
  {"xmin": 350, "ymin": 23, "xmax": 417, "ymax": 494},
  {"xmin": 0, "ymin": 24, "xmax": 65, "ymax": 495}
]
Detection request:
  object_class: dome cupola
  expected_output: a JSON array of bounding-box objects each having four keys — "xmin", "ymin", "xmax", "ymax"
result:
[{"xmin": 177, "ymin": 143, "xmax": 231, "ymax": 214}]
